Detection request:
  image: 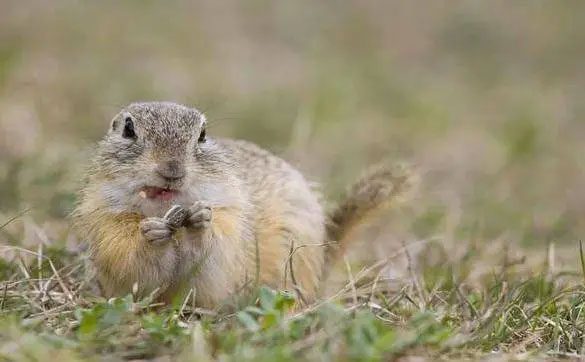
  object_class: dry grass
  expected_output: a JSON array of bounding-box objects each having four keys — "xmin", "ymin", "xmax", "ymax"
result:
[{"xmin": 1, "ymin": 214, "xmax": 585, "ymax": 361}]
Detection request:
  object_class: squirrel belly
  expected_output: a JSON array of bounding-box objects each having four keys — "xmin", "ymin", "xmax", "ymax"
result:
[{"xmin": 73, "ymin": 102, "xmax": 413, "ymax": 307}]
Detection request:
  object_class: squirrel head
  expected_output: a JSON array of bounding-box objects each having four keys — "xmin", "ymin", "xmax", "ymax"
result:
[{"xmin": 91, "ymin": 102, "xmax": 237, "ymax": 217}]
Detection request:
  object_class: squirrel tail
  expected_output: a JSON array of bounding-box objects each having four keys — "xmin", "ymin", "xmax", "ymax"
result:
[{"xmin": 325, "ymin": 163, "xmax": 417, "ymax": 264}]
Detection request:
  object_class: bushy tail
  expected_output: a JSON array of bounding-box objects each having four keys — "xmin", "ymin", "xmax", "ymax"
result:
[{"xmin": 326, "ymin": 163, "xmax": 417, "ymax": 264}]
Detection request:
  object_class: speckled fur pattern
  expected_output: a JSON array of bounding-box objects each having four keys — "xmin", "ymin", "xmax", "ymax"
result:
[{"xmin": 73, "ymin": 102, "xmax": 413, "ymax": 308}]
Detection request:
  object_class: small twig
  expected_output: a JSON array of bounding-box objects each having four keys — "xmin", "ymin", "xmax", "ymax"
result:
[
  {"xmin": 402, "ymin": 240, "xmax": 426, "ymax": 309},
  {"xmin": 0, "ymin": 283, "xmax": 8, "ymax": 310},
  {"xmin": 344, "ymin": 256, "xmax": 358, "ymax": 306},
  {"xmin": 0, "ymin": 208, "xmax": 30, "ymax": 230},
  {"xmin": 456, "ymin": 285, "xmax": 478, "ymax": 319},
  {"xmin": 17, "ymin": 256, "xmax": 32, "ymax": 281},
  {"xmin": 286, "ymin": 238, "xmax": 308, "ymax": 305},
  {"xmin": 48, "ymin": 258, "xmax": 74, "ymax": 303},
  {"xmin": 38, "ymin": 243, "xmax": 43, "ymax": 299},
  {"xmin": 283, "ymin": 241, "xmax": 330, "ymax": 305},
  {"xmin": 179, "ymin": 288, "xmax": 194, "ymax": 317},
  {"xmin": 547, "ymin": 242, "xmax": 555, "ymax": 277},
  {"xmin": 579, "ymin": 240, "xmax": 585, "ymax": 286},
  {"xmin": 381, "ymin": 286, "xmax": 408, "ymax": 311}
]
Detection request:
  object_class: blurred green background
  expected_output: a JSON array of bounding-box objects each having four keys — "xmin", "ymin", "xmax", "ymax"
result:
[{"xmin": 1, "ymin": 1, "xmax": 584, "ymax": 252}]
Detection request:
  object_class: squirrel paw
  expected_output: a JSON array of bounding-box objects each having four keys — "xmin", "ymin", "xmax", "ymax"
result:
[
  {"xmin": 140, "ymin": 217, "xmax": 175, "ymax": 246},
  {"xmin": 186, "ymin": 201, "xmax": 212, "ymax": 229}
]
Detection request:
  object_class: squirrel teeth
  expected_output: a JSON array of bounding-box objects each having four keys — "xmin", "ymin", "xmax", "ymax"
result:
[{"xmin": 139, "ymin": 191, "xmax": 147, "ymax": 199}]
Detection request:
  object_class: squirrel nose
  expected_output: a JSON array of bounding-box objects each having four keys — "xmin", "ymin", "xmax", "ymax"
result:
[{"xmin": 155, "ymin": 160, "xmax": 185, "ymax": 181}]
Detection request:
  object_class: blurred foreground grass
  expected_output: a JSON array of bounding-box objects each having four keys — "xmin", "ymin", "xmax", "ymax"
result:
[{"xmin": 1, "ymin": 1, "xmax": 585, "ymax": 360}]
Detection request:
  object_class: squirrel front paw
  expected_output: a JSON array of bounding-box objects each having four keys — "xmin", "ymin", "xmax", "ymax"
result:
[
  {"xmin": 140, "ymin": 217, "xmax": 175, "ymax": 246},
  {"xmin": 185, "ymin": 201, "xmax": 212, "ymax": 229}
]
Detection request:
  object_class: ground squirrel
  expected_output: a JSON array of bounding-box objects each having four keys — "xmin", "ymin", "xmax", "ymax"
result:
[{"xmin": 74, "ymin": 102, "xmax": 414, "ymax": 308}]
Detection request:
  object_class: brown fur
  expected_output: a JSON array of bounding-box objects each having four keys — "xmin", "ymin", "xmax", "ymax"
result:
[{"xmin": 73, "ymin": 102, "xmax": 414, "ymax": 308}]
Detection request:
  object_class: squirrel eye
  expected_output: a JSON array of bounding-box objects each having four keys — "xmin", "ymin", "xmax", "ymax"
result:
[
  {"xmin": 122, "ymin": 117, "xmax": 136, "ymax": 139},
  {"xmin": 198, "ymin": 128, "xmax": 206, "ymax": 143}
]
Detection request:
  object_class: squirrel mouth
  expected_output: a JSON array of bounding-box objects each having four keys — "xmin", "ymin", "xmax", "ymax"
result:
[{"xmin": 139, "ymin": 186, "xmax": 179, "ymax": 201}]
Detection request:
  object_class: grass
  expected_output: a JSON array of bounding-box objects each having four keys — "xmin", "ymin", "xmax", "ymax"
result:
[{"xmin": 1, "ymin": 212, "xmax": 584, "ymax": 361}]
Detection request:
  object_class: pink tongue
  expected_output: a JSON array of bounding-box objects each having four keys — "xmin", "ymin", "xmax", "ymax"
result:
[
  {"xmin": 159, "ymin": 190, "xmax": 175, "ymax": 201},
  {"xmin": 143, "ymin": 187, "xmax": 178, "ymax": 200}
]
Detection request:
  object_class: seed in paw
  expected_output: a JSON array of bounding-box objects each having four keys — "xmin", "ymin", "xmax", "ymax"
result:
[{"xmin": 164, "ymin": 204, "xmax": 189, "ymax": 229}]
